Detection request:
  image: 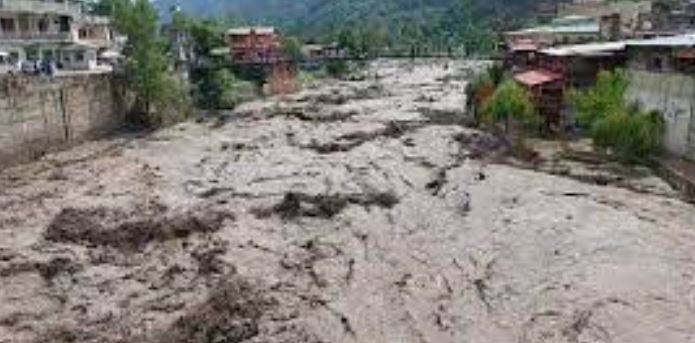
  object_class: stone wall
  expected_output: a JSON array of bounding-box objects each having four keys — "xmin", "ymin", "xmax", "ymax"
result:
[
  {"xmin": 627, "ymin": 70, "xmax": 695, "ymax": 159},
  {"xmin": 0, "ymin": 73, "xmax": 126, "ymax": 169}
]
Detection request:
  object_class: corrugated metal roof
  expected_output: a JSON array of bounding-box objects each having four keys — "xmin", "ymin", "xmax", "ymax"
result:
[
  {"xmin": 509, "ymin": 23, "xmax": 599, "ymax": 35},
  {"xmin": 537, "ymin": 33, "xmax": 695, "ymax": 57},
  {"xmin": 626, "ymin": 33, "xmax": 695, "ymax": 47},
  {"xmin": 514, "ymin": 69, "xmax": 563, "ymax": 87},
  {"xmin": 227, "ymin": 27, "xmax": 277, "ymax": 35},
  {"xmin": 507, "ymin": 16, "xmax": 599, "ymax": 36},
  {"xmin": 541, "ymin": 41, "xmax": 626, "ymax": 57},
  {"xmin": 510, "ymin": 42, "xmax": 538, "ymax": 52}
]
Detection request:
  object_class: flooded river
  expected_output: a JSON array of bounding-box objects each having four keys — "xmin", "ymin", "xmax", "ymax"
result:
[{"xmin": 1, "ymin": 59, "xmax": 694, "ymax": 343}]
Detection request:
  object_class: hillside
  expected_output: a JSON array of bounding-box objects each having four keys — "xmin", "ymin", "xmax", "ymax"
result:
[{"xmin": 155, "ymin": 0, "xmax": 550, "ymax": 49}]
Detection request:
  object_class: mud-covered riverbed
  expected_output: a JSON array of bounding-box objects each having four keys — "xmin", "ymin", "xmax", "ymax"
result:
[{"xmin": 1, "ymin": 60, "xmax": 694, "ymax": 343}]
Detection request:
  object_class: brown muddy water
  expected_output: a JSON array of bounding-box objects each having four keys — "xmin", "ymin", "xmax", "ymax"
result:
[{"xmin": 1, "ymin": 59, "xmax": 694, "ymax": 343}]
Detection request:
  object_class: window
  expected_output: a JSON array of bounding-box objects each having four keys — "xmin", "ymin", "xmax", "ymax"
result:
[
  {"xmin": 17, "ymin": 15, "xmax": 29, "ymax": 32},
  {"xmin": 26, "ymin": 48, "xmax": 38, "ymax": 60},
  {"xmin": 38, "ymin": 18, "xmax": 49, "ymax": 32},
  {"xmin": 0, "ymin": 18, "xmax": 15, "ymax": 32},
  {"xmin": 75, "ymin": 51, "xmax": 85, "ymax": 62},
  {"xmin": 58, "ymin": 16, "xmax": 70, "ymax": 32},
  {"xmin": 42, "ymin": 50, "xmax": 54, "ymax": 61}
]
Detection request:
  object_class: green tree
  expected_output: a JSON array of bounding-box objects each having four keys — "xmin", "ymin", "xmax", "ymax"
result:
[
  {"xmin": 188, "ymin": 19, "xmax": 225, "ymax": 58},
  {"xmin": 113, "ymin": 0, "xmax": 177, "ymax": 123},
  {"xmin": 569, "ymin": 69, "xmax": 629, "ymax": 126},
  {"xmin": 281, "ymin": 36, "xmax": 303, "ymax": 61},
  {"xmin": 338, "ymin": 29, "xmax": 359, "ymax": 57},
  {"xmin": 194, "ymin": 68, "xmax": 255, "ymax": 109},
  {"xmin": 569, "ymin": 69, "xmax": 665, "ymax": 162},
  {"xmin": 484, "ymin": 79, "xmax": 538, "ymax": 132},
  {"xmin": 326, "ymin": 60, "xmax": 349, "ymax": 78}
]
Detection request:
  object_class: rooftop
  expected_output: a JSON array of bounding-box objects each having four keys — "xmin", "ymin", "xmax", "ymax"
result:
[
  {"xmin": 227, "ymin": 27, "xmax": 277, "ymax": 36},
  {"xmin": 514, "ymin": 69, "xmax": 563, "ymax": 86},
  {"xmin": 507, "ymin": 15, "xmax": 599, "ymax": 36},
  {"xmin": 626, "ymin": 33, "xmax": 695, "ymax": 47},
  {"xmin": 540, "ymin": 41, "xmax": 627, "ymax": 57},
  {"xmin": 510, "ymin": 40, "xmax": 539, "ymax": 52}
]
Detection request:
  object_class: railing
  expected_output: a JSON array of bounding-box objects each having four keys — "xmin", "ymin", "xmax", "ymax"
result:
[
  {"xmin": 0, "ymin": 0, "xmax": 82, "ymax": 16},
  {"xmin": 0, "ymin": 31, "xmax": 72, "ymax": 41}
]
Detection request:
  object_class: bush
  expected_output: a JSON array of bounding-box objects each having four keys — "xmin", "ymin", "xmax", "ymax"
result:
[
  {"xmin": 483, "ymin": 79, "xmax": 539, "ymax": 131},
  {"xmin": 326, "ymin": 60, "xmax": 349, "ymax": 78},
  {"xmin": 217, "ymin": 70, "xmax": 257, "ymax": 109},
  {"xmin": 569, "ymin": 69, "xmax": 665, "ymax": 162},
  {"xmin": 590, "ymin": 107, "xmax": 664, "ymax": 162},
  {"xmin": 569, "ymin": 69, "xmax": 629, "ymax": 126},
  {"xmin": 467, "ymin": 63, "xmax": 505, "ymax": 124},
  {"xmin": 194, "ymin": 68, "xmax": 257, "ymax": 109},
  {"xmin": 149, "ymin": 74, "xmax": 192, "ymax": 125},
  {"xmin": 485, "ymin": 63, "xmax": 505, "ymax": 88}
]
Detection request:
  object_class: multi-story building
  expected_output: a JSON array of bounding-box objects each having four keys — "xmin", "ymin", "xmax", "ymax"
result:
[
  {"xmin": 637, "ymin": 0, "xmax": 695, "ymax": 36},
  {"xmin": 0, "ymin": 0, "xmax": 113, "ymax": 71},
  {"xmin": 226, "ymin": 27, "xmax": 282, "ymax": 64},
  {"xmin": 504, "ymin": 16, "xmax": 601, "ymax": 48}
]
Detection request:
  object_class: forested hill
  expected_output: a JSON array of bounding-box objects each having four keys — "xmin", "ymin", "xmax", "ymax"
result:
[{"xmin": 154, "ymin": 0, "xmax": 557, "ymax": 50}]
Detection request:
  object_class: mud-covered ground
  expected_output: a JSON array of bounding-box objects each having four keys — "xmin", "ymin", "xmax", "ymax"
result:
[{"xmin": 1, "ymin": 59, "xmax": 695, "ymax": 343}]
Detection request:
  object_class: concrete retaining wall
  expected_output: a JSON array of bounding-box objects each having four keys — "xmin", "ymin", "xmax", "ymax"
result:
[
  {"xmin": 626, "ymin": 70, "xmax": 695, "ymax": 160},
  {"xmin": 0, "ymin": 73, "xmax": 126, "ymax": 169}
]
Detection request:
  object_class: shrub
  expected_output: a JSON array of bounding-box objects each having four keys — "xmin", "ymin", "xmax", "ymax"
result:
[
  {"xmin": 485, "ymin": 63, "xmax": 505, "ymax": 87},
  {"xmin": 326, "ymin": 60, "xmax": 349, "ymax": 78},
  {"xmin": 569, "ymin": 69, "xmax": 664, "ymax": 162},
  {"xmin": 194, "ymin": 68, "xmax": 256, "ymax": 109},
  {"xmin": 467, "ymin": 63, "xmax": 505, "ymax": 124},
  {"xmin": 483, "ymin": 79, "xmax": 539, "ymax": 131},
  {"xmin": 590, "ymin": 107, "xmax": 664, "ymax": 162},
  {"xmin": 149, "ymin": 74, "xmax": 192, "ymax": 125},
  {"xmin": 216, "ymin": 70, "xmax": 257, "ymax": 109},
  {"xmin": 569, "ymin": 69, "xmax": 629, "ymax": 126}
]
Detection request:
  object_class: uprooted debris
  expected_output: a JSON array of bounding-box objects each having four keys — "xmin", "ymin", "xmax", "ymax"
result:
[
  {"xmin": 312, "ymin": 84, "xmax": 386, "ymax": 104},
  {"xmin": 191, "ymin": 242, "xmax": 233, "ymax": 275},
  {"xmin": 36, "ymin": 326, "xmax": 99, "ymax": 343},
  {"xmin": 305, "ymin": 121, "xmax": 422, "ymax": 154},
  {"xmin": 152, "ymin": 276, "xmax": 274, "ymax": 343},
  {"xmin": 315, "ymin": 93, "xmax": 349, "ymax": 105},
  {"xmin": 44, "ymin": 206, "xmax": 233, "ymax": 251},
  {"xmin": 252, "ymin": 191, "xmax": 399, "ymax": 220},
  {"xmin": 453, "ymin": 131, "xmax": 511, "ymax": 161},
  {"xmin": 351, "ymin": 83, "xmax": 387, "ymax": 100},
  {"xmin": 426, "ymin": 169, "xmax": 448, "ymax": 196},
  {"xmin": 270, "ymin": 105, "xmax": 358, "ymax": 123},
  {"xmin": 36, "ymin": 256, "xmax": 83, "ymax": 282},
  {"xmin": 0, "ymin": 254, "xmax": 82, "ymax": 283},
  {"xmin": 419, "ymin": 107, "xmax": 472, "ymax": 126}
]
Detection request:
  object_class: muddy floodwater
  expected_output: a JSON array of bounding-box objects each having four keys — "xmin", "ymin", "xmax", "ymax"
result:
[{"xmin": 1, "ymin": 60, "xmax": 695, "ymax": 343}]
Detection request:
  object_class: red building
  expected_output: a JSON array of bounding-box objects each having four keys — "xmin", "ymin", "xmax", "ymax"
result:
[
  {"xmin": 225, "ymin": 26, "xmax": 298, "ymax": 95},
  {"xmin": 513, "ymin": 69, "xmax": 565, "ymax": 127},
  {"xmin": 226, "ymin": 27, "xmax": 282, "ymax": 64},
  {"xmin": 512, "ymin": 41, "xmax": 627, "ymax": 129}
]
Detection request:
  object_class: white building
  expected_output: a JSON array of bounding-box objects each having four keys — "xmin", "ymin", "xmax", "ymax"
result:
[{"xmin": 0, "ymin": 0, "xmax": 114, "ymax": 71}]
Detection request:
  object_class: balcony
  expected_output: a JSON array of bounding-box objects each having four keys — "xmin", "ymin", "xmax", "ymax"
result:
[
  {"xmin": 0, "ymin": 0, "xmax": 82, "ymax": 16},
  {"xmin": 0, "ymin": 30, "xmax": 73, "ymax": 42}
]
